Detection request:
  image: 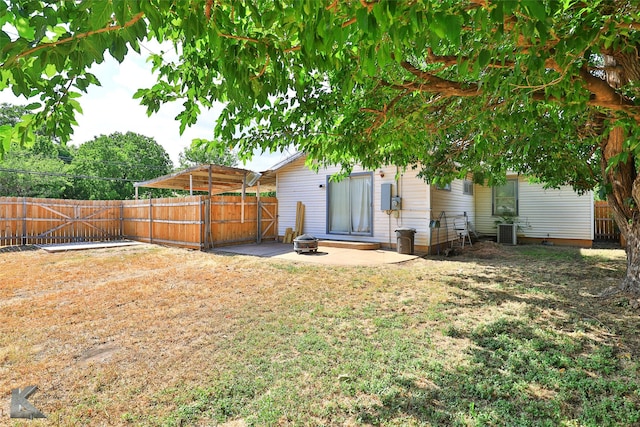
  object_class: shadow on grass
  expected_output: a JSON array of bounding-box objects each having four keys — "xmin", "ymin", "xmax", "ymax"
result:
[
  {"xmin": 440, "ymin": 245, "xmax": 640, "ymax": 351},
  {"xmin": 355, "ymin": 317, "xmax": 640, "ymax": 426},
  {"xmin": 353, "ymin": 246, "xmax": 640, "ymax": 425},
  {"xmin": 161, "ymin": 244, "xmax": 640, "ymax": 426}
]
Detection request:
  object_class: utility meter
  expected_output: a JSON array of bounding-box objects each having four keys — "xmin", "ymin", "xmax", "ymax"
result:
[{"xmin": 391, "ymin": 196, "xmax": 402, "ymax": 210}]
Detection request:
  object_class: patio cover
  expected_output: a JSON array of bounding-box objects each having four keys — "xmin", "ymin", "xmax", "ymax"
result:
[{"xmin": 133, "ymin": 164, "xmax": 276, "ymax": 196}]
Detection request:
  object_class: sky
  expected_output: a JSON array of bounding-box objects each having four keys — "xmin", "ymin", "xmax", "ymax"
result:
[{"xmin": 0, "ymin": 45, "xmax": 293, "ymax": 173}]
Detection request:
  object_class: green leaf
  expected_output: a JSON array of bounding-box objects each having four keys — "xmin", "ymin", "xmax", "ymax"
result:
[
  {"xmin": 0, "ymin": 30, "xmax": 10, "ymax": 48},
  {"xmin": 41, "ymin": 61, "xmax": 55, "ymax": 77},
  {"xmin": 356, "ymin": 8, "xmax": 368, "ymax": 32},
  {"xmin": 90, "ymin": 0, "xmax": 114, "ymax": 29},
  {"xmin": 0, "ymin": 69, "xmax": 12, "ymax": 91},
  {"xmin": 490, "ymin": 1, "xmax": 504, "ymax": 31},
  {"xmin": 19, "ymin": 126, "xmax": 35, "ymax": 148},
  {"xmin": 15, "ymin": 16, "xmax": 35, "ymax": 40},
  {"xmin": 478, "ymin": 49, "xmax": 491, "ymax": 68},
  {"xmin": 430, "ymin": 13, "xmax": 447, "ymax": 40},
  {"xmin": 442, "ymin": 14, "xmax": 461, "ymax": 44},
  {"xmin": 522, "ymin": 0, "xmax": 546, "ymax": 22},
  {"xmin": 0, "ymin": 124, "xmax": 12, "ymax": 156},
  {"xmin": 112, "ymin": 0, "xmax": 140, "ymax": 26},
  {"xmin": 109, "ymin": 37, "xmax": 128, "ymax": 62}
]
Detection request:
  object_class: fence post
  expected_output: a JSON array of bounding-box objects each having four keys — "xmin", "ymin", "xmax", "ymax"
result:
[
  {"xmin": 200, "ymin": 197, "xmax": 205, "ymax": 250},
  {"xmin": 120, "ymin": 203, "xmax": 124, "ymax": 240},
  {"xmin": 21, "ymin": 197, "xmax": 27, "ymax": 245},
  {"xmin": 73, "ymin": 204, "xmax": 79, "ymax": 242},
  {"xmin": 256, "ymin": 182, "xmax": 261, "ymax": 244},
  {"xmin": 204, "ymin": 196, "xmax": 212, "ymax": 249},
  {"xmin": 149, "ymin": 197, "xmax": 153, "ymax": 244}
]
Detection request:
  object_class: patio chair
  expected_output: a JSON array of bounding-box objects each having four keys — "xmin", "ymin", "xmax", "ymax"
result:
[{"xmin": 453, "ymin": 217, "xmax": 472, "ymax": 248}]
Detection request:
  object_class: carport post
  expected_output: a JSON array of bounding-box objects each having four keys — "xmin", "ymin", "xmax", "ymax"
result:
[
  {"xmin": 256, "ymin": 181, "xmax": 261, "ymax": 244},
  {"xmin": 241, "ymin": 173, "xmax": 246, "ymax": 224},
  {"xmin": 203, "ymin": 165, "xmax": 212, "ymax": 249}
]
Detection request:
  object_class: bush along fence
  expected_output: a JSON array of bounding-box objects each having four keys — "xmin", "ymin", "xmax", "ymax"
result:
[{"xmin": 0, "ymin": 195, "xmax": 277, "ymax": 249}]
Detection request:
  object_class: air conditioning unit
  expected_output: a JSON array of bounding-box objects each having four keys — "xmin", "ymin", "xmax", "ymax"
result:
[{"xmin": 497, "ymin": 223, "xmax": 517, "ymax": 245}]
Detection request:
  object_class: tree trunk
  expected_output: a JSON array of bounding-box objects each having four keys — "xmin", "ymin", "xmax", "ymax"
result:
[
  {"xmin": 620, "ymin": 225, "xmax": 640, "ymax": 294},
  {"xmin": 602, "ymin": 126, "xmax": 640, "ymax": 295}
]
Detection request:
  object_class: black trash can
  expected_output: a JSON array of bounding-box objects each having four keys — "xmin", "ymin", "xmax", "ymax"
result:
[{"xmin": 395, "ymin": 228, "xmax": 416, "ymax": 255}]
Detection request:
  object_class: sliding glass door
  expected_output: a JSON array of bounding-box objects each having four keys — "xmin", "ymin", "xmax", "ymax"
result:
[{"xmin": 327, "ymin": 173, "xmax": 372, "ymax": 235}]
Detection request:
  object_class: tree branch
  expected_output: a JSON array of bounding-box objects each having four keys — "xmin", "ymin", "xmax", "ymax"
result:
[
  {"xmin": 251, "ymin": 56, "xmax": 270, "ymax": 80},
  {"xmin": 400, "ymin": 61, "xmax": 480, "ymax": 96},
  {"xmin": 15, "ymin": 12, "xmax": 145, "ymax": 62},
  {"xmin": 360, "ymin": 89, "xmax": 409, "ymax": 134},
  {"xmin": 425, "ymin": 48, "xmax": 562, "ymax": 72},
  {"xmin": 578, "ymin": 66, "xmax": 640, "ymax": 121},
  {"xmin": 218, "ymin": 33, "xmax": 260, "ymax": 44}
]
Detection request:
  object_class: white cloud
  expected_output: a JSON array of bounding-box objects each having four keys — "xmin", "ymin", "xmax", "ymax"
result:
[{"xmin": 72, "ymin": 52, "xmax": 223, "ymax": 167}]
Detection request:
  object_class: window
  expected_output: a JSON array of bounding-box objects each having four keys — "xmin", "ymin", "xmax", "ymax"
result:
[
  {"xmin": 493, "ymin": 179, "xmax": 518, "ymax": 216},
  {"xmin": 435, "ymin": 183, "xmax": 451, "ymax": 191},
  {"xmin": 327, "ymin": 173, "xmax": 372, "ymax": 235},
  {"xmin": 463, "ymin": 180, "xmax": 474, "ymax": 195}
]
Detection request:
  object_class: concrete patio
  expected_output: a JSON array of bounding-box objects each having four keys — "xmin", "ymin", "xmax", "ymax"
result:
[{"xmin": 210, "ymin": 241, "xmax": 421, "ymax": 266}]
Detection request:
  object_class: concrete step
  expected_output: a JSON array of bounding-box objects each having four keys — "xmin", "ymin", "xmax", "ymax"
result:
[{"xmin": 318, "ymin": 240, "xmax": 381, "ymax": 250}]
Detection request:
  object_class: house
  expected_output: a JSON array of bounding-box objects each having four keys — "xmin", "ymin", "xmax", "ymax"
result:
[{"xmin": 263, "ymin": 153, "xmax": 594, "ymax": 253}]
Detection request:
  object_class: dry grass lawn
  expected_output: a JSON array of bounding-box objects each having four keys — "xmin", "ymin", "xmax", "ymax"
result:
[{"xmin": 1, "ymin": 242, "xmax": 639, "ymax": 426}]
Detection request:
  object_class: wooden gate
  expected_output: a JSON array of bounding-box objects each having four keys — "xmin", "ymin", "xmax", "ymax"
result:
[
  {"xmin": 594, "ymin": 201, "xmax": 620, "ymax": 241},
  {"xmin": 0, "ymin": 197, "xmax": 121, "ymax": 246},
  {"xmin": 207, "ymin": 195, "xmax": 278, "ymax": 247},
  {"xmin": 259, "ymin": 198, "xmax": 278, "ymax": 241}
]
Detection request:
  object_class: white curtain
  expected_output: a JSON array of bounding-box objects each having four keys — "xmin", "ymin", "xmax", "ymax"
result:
[
  {"xmin": 329, "ymin": 179, "xmax": 350, "ymax": 233},
  {"xmin": 350, "ymin": 176, "xmax": 371, "ymax": 233},
  {"xmin": 328, "ymin": 175, "xmax": 371, "ymax": 234}
]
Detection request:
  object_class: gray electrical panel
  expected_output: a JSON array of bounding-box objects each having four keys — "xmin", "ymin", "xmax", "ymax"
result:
[{"xmin": 381, "ymin": 183, "xmax": 392, "ymax": 210}]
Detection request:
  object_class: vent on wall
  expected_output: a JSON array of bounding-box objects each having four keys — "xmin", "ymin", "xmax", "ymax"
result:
[{"xmin": 497, "ymin": 223, "xmax": 517, "ymax": 245}]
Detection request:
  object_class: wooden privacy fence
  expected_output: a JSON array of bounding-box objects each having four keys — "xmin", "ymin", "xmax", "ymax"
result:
[
  {"xmin": 594, "ymin": 200, "xmax": 620, "ymax": 241},
  {"xmin": 0, "ymin": 195, "xmax": 277, "ymax": 249},
  {"xmin": 0, "ymin": 197, "xmax": 122, "ymax": 246}
]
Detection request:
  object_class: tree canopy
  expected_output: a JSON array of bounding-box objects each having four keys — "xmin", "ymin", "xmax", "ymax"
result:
[
  {"xmin": 0, "ymin": 142, "xmax": 71, "ymax": 197},
  {"xmin": 177, "ymin": 138, "xmax": 237, "ymax": 170},
  {"xmin": 0, "ymin": 103, "xmax": 71, "ymax": 197},
  {"xmin": 3, "ymin": 1, "xmax": 640, "ymax": 290},
  {"xmin": 69, "ymin": 131, "xmax": 172, "ymax": 200},
  {"xmin": 0, "ymin": 104, "xmax": 173, "ymax": 199}
]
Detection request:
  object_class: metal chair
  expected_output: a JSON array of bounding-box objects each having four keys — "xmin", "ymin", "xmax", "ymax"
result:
[{"xmin": 453, "ymin": 217, "xmax": 472, "ymax": 248}]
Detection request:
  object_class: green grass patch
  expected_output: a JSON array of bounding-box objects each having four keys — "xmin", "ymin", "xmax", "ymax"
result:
[{"xmin": 152, "ymin": 282, "xmax": 640, "ymax": 426}]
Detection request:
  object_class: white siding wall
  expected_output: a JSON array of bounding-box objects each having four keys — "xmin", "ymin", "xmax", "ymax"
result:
[
  {"xmin": 392, "ymin": 169, "xmax": 430, "ymax": 247},
  {"xmin": 474, "ymin": 184, "xmax": 494, "ymax": 234},
  {"xmin": 474, "ymin": 176, "xmax": 594, "ymax": 240},
  {"xmin": 429, "ymin": 179, "xmax": 476, "ymax": 245},
  {"xmin": 276, "ymin": 159, "xmax": 431, "ymax": 247}
]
